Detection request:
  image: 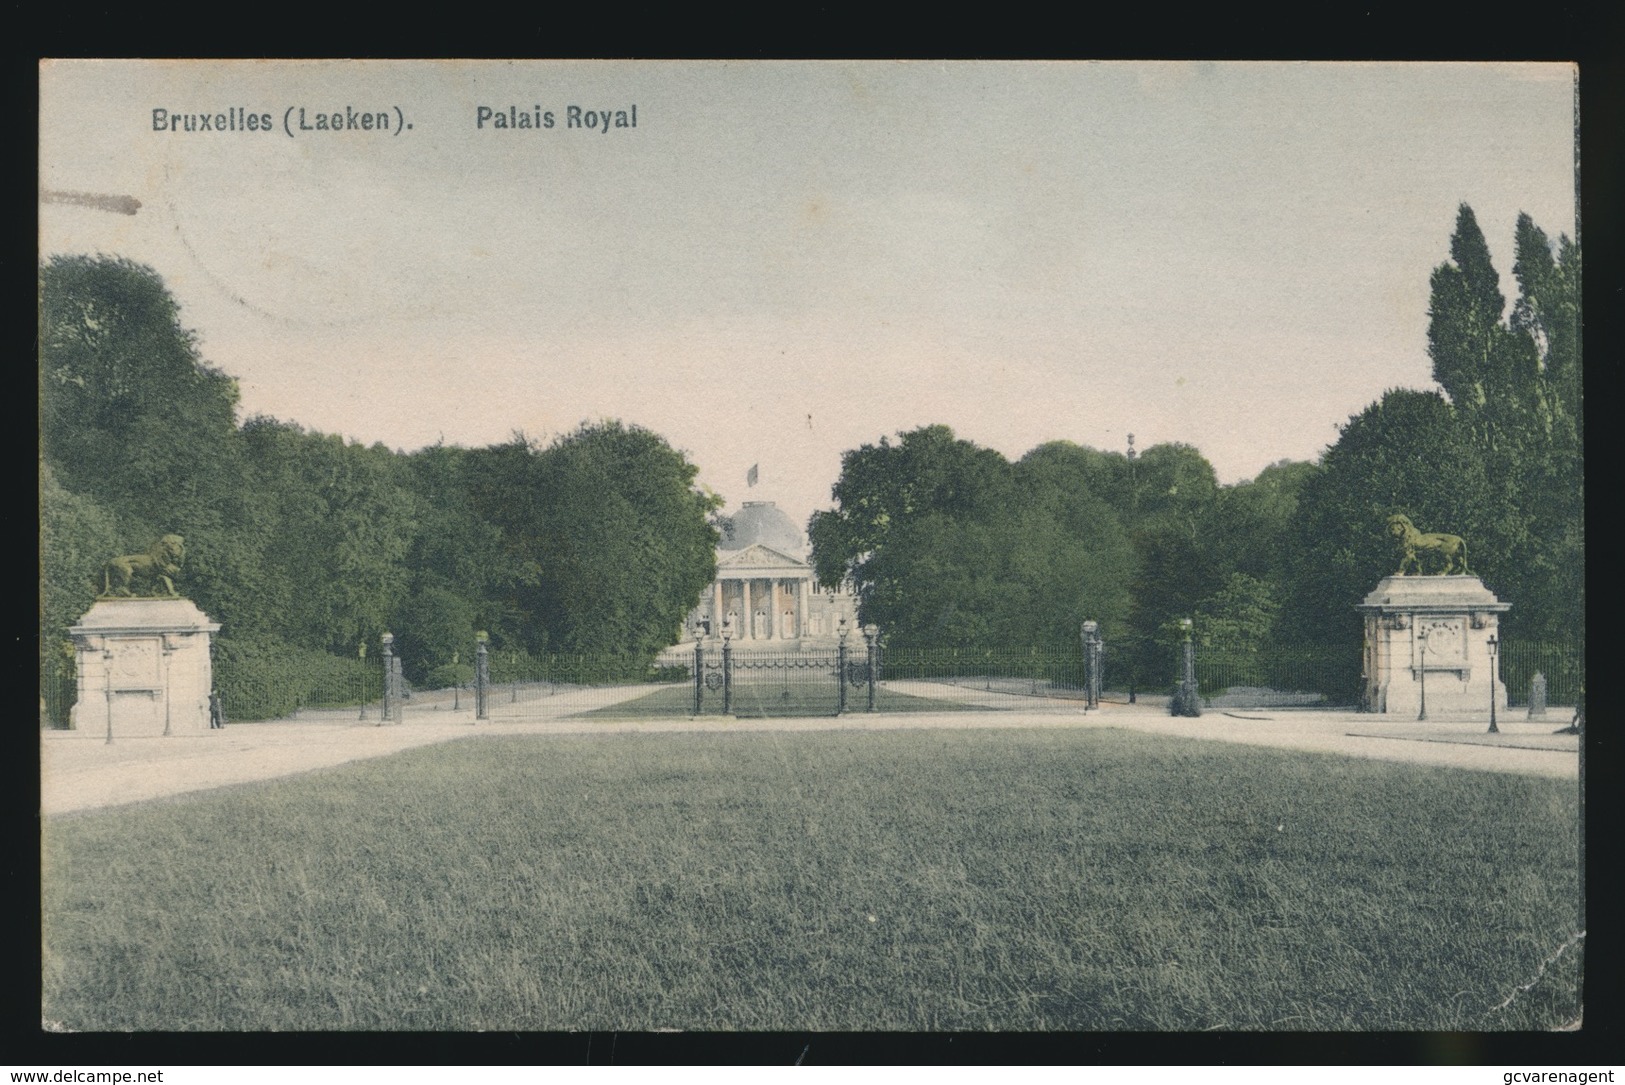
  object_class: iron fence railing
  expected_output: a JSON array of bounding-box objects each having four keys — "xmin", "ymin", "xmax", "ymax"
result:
[
  {"xmin": 1192, "ymin": 646, "xmax": 1363, "ymax": 708},
  {"xmin": 877, "ymin": 646, "xmax": 1086, "ymax": 701},
  {"xmin": 41, "ymin": 635, "xmax": 1584, "ymax": 726},
  {"xmin": 215, "ymin": 654, "xmax": 383, "ymax": 722},
  {"xmin": 41, "ymin": 657, "xmax": 76, "ymax": 728},
  {"xmin": 467, "ymin": 650, "xmax": 684, "ymax": 717},
  {"xmin": 1500, "ymin": 637, "xmax": 1583, "ymax": 708}
]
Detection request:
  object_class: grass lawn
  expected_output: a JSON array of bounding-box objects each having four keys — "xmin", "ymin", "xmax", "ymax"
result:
[
  {"xmin": 41, "ymin": 728, "xmax": 1581, "ymax": 1031},
  {"xmin": 573, "ymin": 682, "xmax": 975, "ymax": 718}
]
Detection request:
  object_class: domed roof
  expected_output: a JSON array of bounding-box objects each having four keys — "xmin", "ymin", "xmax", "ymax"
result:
[{"xmin": 718, "ymin": 501, "xmax": 806, "ymax": 554}]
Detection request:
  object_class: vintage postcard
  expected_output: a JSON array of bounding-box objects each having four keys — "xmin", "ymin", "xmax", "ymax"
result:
[{"xmin": 39, "ymin": 60, "xmax": 1582, "ymax": 1038}]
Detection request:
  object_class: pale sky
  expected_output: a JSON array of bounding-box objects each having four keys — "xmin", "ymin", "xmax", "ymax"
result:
[{"xmin": 39, "ymin": 61, "xmax": 1577, "ymax": 524}]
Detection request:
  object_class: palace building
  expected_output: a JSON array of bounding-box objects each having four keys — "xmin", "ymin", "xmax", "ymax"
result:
[{"xmin": 684, "ymin": 501, "xmax": 859, "ymax": 647}]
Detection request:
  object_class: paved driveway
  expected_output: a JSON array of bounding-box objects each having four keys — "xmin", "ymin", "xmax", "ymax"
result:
[{"xmin": 40, "ymin": 688, "xmax": 1579, "ymax": 816}]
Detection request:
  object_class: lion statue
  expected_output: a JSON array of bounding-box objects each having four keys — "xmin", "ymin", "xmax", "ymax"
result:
[
  {"xmin": 102, "ymin": 534, "xmax": 185, "ymax": 597},
  {"xmin": 1387, "ymin": 514, "xmax": 1469, "ymax": 576}
]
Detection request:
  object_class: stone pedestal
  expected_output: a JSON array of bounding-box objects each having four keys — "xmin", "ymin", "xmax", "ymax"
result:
[
  {"xmin": 69, "ymin": 598, "xmax": 222, "ymax": 737},
  {"xmin": 1356, "ymin": 575, "xmax": 1509, "ymax": 717}
]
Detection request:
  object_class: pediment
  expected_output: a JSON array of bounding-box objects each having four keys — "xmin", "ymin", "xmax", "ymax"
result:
[{"xmin": 717, "ymin": 544, "xmax": 810, "ymax": 572}]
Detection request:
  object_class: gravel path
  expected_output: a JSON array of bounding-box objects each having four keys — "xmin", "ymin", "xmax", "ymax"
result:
[{"xmin": 40, "ymin": 690, "xmax": 1579, "ymax": 816}]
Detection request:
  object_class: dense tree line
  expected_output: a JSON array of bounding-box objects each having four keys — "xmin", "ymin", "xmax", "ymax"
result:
[
  {"xmin": 807, "ymin": 426, "xmax": 1315, "ymax": 685},
  {"xmin": 39, "ymin": 255, "xmax": 719, "ymax": 712},
  {"xmin": 41, "ymin": 201, "xmax": 1579, "ymax": 712},
  {"xmin": 809, "ymin": 204, "xmax": 1581, "ymax": 681},
  {"xmin": 1279, "ymin": 205, "xmax": 1581, "ymax": 646}
]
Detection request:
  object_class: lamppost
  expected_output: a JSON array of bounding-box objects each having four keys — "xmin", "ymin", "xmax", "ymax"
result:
[
  {"xmin": 380, "ymin": 632, "xmax": 394, "ymax": 725},
  {"xmin": 358, "ymin": 640, "xmax": 369, "ymax": 720},
  {"xmin": 692, "ymin": 621, "xmax": 705, "ymax": 716},
  {"xmin": 475, "ymin": 631, "xmax": 489, "ymax": 722},
  {"xmin": 161, "ymin": 635, "xmax": 174, "ymax": 737},
  {"xmin": 836, "ymin": 616, "xmax": 849, "ymax": 715},
  {"xmin": 1081, "ymin": 620, "xmax": 1101, "ymax": 711},
  {"xmin": 1486, "ymin": 632, "xmax": 1499, "ymax": 734},
  {"xmin": 721, "ymin": 616, "xmax": 734, "ymax": 716},
  {"xmin": 103, "ymin": 646, "xmax": 115, "ymax": 745},
  {"xmin": 864, "ymin": 623, "xmax": 880, "ymax": 713},
  {"xmin": 1416, "ymin": 625, "xmax": 1428, "ymax": 722},
  {"xmin": 1173, "ymin": 617, "xmax": 1200, "ymax": 718}
]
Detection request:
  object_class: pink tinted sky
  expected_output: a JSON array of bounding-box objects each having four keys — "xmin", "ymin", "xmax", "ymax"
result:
[{"xmin": 40, "ymin": 61, "xmax": 1577, "ymax": 524}]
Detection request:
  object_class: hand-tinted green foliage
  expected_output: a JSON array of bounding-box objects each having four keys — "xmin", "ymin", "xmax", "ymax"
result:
[
  {"xmin": 1503, "ymin": 215, "xmax": 1584, "ymax": 641},
  {"xmin": 40, "ymin": 258, "xmax": 724, "ymax": 709},
  {"xmin": 40, "ymin": 255, "xmax": 241, "ymax": 504},
  {"xmin": 1109, "ymin": 442, "xmax": 1231, "ymax": 683},
  {"xmin": 1427, "ymin": 205, "xmax": 1505, "ymax": 417},
  {"xmin": 1206, "ymin": 460, "xmax": 1319, "ymax": 586},
  {"xmin": 392, "ymin": 585, "xmax": 477, "ymax": 686},
  {"xmin": 1195, "ymin": 573, "xmax": 1279, "ymax": 651},
  {"xmin": 1282, "ymin": 207, "xmax": 1581, "ymax": 646},
  {"xmin": 808, "ymin": 424, "xmax": 1018, "ymax": 595},
  {"xmin": 807, "ymin": 424, "xmax": 1323, "ymax": 669},
  {"xmin": 1280, "ymin": 389, "xmax": 1492, "ymax": 643},
  {"xmin": 1128, "ymin": 441, "xmax": 1219, "ymax": 536},
  {"xmin": 810, "ymin": 427, "xmax": 1138, "ymax": 648},
  {"xmin": 465, "ymin": 423, "xmax": 720, "ymax": 657},
  {"xmin": 863, "ymin": 508, "xmax": 1133, "ymax": 648},
  {"xmin": 1510, "ymin": 217, "xmax": 1581, "ymax": 446},
  {"xmin": 239, "ymin": 418, "xmax": 416, "ymax": 653},
  {"xmin": 39, "ymin": 255, "xmax": 259, "ymax": 628},
  {"xmin": 39, "ymin": 462, "xmax": 124, "ymax": 723},
  {"xmin": 210, "ymin": 633, "xmax": 380, "ymax": 721},
  {"xmin": 39, "ymin": 461, "xmax": 121, "ymax": 645}
]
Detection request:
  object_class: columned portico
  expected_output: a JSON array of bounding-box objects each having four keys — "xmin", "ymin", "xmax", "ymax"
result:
[{"xmin": 682, "ymin": 502, "xmax": 859, "ymax": 651}]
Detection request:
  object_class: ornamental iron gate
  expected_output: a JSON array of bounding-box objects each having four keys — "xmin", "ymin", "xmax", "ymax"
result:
[
  {"xmin": 673, "ymin": 634, "xmax": 884, "ymax": 717},
  {"xmin": 709, "ymin": 648, "xmax": 847, "ymax": 717}
]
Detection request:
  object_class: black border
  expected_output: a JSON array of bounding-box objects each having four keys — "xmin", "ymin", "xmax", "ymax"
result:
[{"xmin": 18, "ymin": 7, "xmax": 1623, "ymax": 1068}]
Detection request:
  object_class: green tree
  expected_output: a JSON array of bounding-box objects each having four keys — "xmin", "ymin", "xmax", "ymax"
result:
[
  {"xmin": 239, "ymin": 418, "xmax": 417, "ymax": 653},
  {"xmin": 39, "ymin": 460, "xmax": 122, "ymax": 643},
  {"xmin": 397, "ymin": 442, "xmax": 527, "ymax": 653},
  {"xmin": 1015, "ymin": 440, "xmax": 1135, "ymax": 514},
  {"xmin": 1505, "ymin": 214, "xmax": 1584, "ymax": 641},
  {"xmin": 1012, "ymin": 443, "xmax": 1138, "ymax": 641},
  {"xmin": 1281, "ymin": 388, "xmax": 1492, "ymax": 644},
  {"xmin": 1427, "ymin": 208, "xmax": 1501, "ymax": 396},
  {"xmin": 1194, "ymin": 573, "xmax": 1279, "ymax": 651},
  {"xmin": 39, "ymin": 461, "xmax": 124, "ymax": 724},
  {"xmin": 811, "ymin": 428, "xmax": 1137, "ymax": 648},
  {"xmin": 40, "ymin": 255, "xmax": 241, "ymax": 500},
  {"xmin": 1425, "ymin": 205, "xmax": 1582, "ymax": 640},
  {"xmin": 39, "ymin": 255, "xmax": 260, "ymax": 627},
  {"xmin": 1278, "ymin": 207, "xmax": 1580, "ymax": 656},
  {"xmin": 1129, "ymin": 442, "xmax": 1220, "ymax": 538},
  {"xmin": 392, "ymin": 584, "xmax": 477, "ymax": 685},
  {"xmin": 467, "ymin": 423, "xmax": 719, "ymax": 656},
  {"xmin": 808, "ymin": 424, "xmax": 1017, "ymax": 600},
  {"xmin": 1206, "ymin": 460, "xmax": 1318, "ymax": 587},
  {"xmin": 1115, "ymin": 443, "xmax": 1224, "ymax": 684}
]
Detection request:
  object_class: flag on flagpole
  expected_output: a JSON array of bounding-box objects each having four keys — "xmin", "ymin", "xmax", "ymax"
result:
[{"xmin": 747, "ymin": 464, "xmax": 759, "ymax": 487}]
